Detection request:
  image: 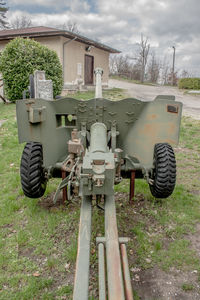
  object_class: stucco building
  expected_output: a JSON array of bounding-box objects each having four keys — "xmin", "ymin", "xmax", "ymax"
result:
[{"xmin": 0, "ymin": 26, "xmax": 120, "ymax": 91}]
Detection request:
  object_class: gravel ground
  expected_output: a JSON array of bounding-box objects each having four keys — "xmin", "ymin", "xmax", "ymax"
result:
[{"xmin": 109, "ymin": 79, "xmax": 200, "ymax": 120}]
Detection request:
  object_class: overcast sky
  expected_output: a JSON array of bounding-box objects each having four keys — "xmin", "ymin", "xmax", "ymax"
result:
[{"xmin": 6, "ymin": 0, "xmax": 200, "ymax": 76}]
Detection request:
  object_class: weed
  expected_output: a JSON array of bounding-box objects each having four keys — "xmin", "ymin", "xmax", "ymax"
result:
[
  {"xmin": 133, "ymin": 289, "xmax": 141, "ymax": 300},
  {"xmin": 182, "ymin": 283, "xmax": 194, "ymax": 291}
]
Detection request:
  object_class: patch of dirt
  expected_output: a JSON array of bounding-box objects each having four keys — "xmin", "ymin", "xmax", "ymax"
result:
[
  {"xmin": 1, "ymin": 223, "xmax": 14, "ymax": 229},
  {"xmin": 38, "ymin": 192, "xmax": 66, "ymax": 210},
  {"xmin": 190, "ymin": 190, "xmax": 200, "ymax": 196},
  {"xmin": 38, "ymin": 192, "xmax": 81, "ymax": 212},
  {"xmin": 187, "ymin": 223, "xmax": 200, "ymax": 258},
  {"xmin": 134, "ymin": 266, "xmax": 200, "ymax": 300},
  {"xmin": 18, "ymin": 247, "xmax": 35, "ymax": 258},
  {"xmin": 174, "ymin": 147, "xmax": 194, "ymax": 154},
  {"xmin": 114, "ymin": 192, "xmax": 200, "ymax": 300}
]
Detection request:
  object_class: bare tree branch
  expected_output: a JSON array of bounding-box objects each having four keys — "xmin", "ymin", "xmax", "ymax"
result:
[
  {"xmin": 10, "ymin": 15, "xmax": 32, "ymax": 29},
  {"xmin": 57, "ymin": 21, "xmax": 79, "ymax": 33},
  {"xmin": 137, "ymin": 34, "xmax": 150, "ymax": 83},
  {"xmin": 147, "ymin": 51, "xmax": 161, "ymax": 83}
]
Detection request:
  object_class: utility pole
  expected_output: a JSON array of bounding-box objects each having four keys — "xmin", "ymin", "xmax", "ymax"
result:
[{"xmin": 172, "ymin": 46, "xmax": 176, "ymax": 85}]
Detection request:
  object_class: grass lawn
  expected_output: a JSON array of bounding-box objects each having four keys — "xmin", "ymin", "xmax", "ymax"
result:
[{"xmin": 0, "ymin": 89, "xmax": 200, "ymax": 299}]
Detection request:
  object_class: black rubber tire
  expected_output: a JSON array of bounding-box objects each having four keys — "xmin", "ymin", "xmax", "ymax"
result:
[
  {"xmin": 149, "ymin": 143, "xmax": 176, "ymax": 198},
  {"xmin": 20, "ymin": 142, "xmax": 47, "ymax": 198}
]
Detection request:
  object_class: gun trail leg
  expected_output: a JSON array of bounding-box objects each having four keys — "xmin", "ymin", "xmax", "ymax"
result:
[
  {"xmin": 121, "ymin": 243, "xmax": 134, "ymax": 300},
  {"xmin": 105, "ymin": 195, "xmax": 125, "ymax": 300},
  {"xmin": 73, "ymin": 196, "xmax": 92, "ymax": 300},
  {"xmin": 98, "ymin": 242, "xmax": 106, "ymax": 300}
]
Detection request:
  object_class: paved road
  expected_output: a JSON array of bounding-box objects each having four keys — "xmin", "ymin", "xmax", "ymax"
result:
[{"xmin": 109, "ymin": 79, "xmax": 200, "ymax": 120}]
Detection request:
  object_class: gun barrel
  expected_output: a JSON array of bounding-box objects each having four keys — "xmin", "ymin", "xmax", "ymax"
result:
[{"xmin": 90, "ymin": 122, "xmax": 107, "ymax": 153}]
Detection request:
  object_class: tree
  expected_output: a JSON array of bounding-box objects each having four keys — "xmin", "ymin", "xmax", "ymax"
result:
[
  {"xmin": 10, "ymin": 15, "xmax": 32, "ymax": 29},
  {"xmin": 147, "ymin": 51, "xmax": 160, "ymax": 83},
  {"xmin": 168, "ymin": 71, "xmax": 178, "ymax": 86},
  {"xmin": 66, "ymin": 21, "xmax": 79, "ymax": 33},
  {"xmin": 135, "ymin": 34, "xmax": 150, "ymax": 83},
  {"xmin": 57, "ymin": 21, "xmax": 79, "ymax": 33},
  {"xmin": 179, "ymin": 69, "xmax": 192, "ymax": 78},
  {"xmin": 160, "ymin": 57, "xmax": 171, "ymax": 85},
  {"xmin": 0, "ymin": 38, "xmax": 63, "ymax": 101},
  {"xmin": 109, "ymin": 55, "xmax": 130, "ymax": 75},
  {"xmin": 0, "ymin": 0, "xmax": 9, "ymax": 29},
  {"xmin": 109, "ymin": 54, "xmax": 143, "ymax": 81}
]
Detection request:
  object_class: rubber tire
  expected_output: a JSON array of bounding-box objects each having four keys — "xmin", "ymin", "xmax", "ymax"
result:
[
  {"xmin": 20, "ymin": 142, "xmax": 47, "ymax": 198},
  {"xmin": 149, "ymin": 143, "xmax": 176, "ymax": 198}
]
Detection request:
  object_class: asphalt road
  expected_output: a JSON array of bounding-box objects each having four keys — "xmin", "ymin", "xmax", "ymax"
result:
[{"xmin": 109, "ymin": 79, "xmax": 200, "ymax": 120}]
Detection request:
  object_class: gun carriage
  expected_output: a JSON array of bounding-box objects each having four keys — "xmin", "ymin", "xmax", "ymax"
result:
[{"xmin": 16, "ymin": 69, "xmax": 182, "ymax": 300}]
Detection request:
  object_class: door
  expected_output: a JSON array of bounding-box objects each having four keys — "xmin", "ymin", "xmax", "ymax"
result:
[{"xmin": 85, "ymin": 55, "xmax": 94, "ymax": 85}]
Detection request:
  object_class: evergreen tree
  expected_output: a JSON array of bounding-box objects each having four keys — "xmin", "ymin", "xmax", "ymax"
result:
[{"xmin": 0, "ymin": 1, "xmax": 9, "ymax": 29}]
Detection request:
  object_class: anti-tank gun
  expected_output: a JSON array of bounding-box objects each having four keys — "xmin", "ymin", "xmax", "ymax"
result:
[{"xmin": 16, "ymin": 69, "xmax": 182, "ymax": 300}]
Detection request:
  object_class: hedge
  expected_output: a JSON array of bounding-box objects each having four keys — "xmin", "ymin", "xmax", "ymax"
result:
[
  {"xmin": 0, "ymin": 38, "xmax": 63, "ymax": 102},
  {"xmin": 178, "ymin": 78, "xmax": 200, "ymax": 90}
]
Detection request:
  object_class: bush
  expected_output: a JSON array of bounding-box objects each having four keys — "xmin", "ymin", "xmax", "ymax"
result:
[
  {"xmin": 0, "ymin": 38, "xmax": 63, "ymax": 102},
  {"xmin": 178, "ymin": 78, "xmax": 200, "ymax": 90}
]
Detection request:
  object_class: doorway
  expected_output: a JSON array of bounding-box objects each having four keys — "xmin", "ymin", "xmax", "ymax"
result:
[{"xmin": 85, "ymin": 55, "xmax": 94, "ymax": 85}]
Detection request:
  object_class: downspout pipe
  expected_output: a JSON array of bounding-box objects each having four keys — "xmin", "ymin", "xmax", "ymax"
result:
[{"xmin": 63, "ymin": 37, "xmax": 77, "ymax": 81}]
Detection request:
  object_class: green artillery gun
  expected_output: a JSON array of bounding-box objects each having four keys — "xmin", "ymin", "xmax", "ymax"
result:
[{"xmin": 16, "ymin": 69, "xmax": 182, "ymax": 300}]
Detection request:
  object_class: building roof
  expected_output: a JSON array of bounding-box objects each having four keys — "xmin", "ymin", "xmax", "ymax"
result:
[{"xmin": 0, "ymin": 26, "xmax": 120, "ymax": 54}]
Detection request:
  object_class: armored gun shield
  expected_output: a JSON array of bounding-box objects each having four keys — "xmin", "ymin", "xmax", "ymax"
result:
[{"xmin": 16, "ymin": 94, "xmax": 182, "ymax": 199}]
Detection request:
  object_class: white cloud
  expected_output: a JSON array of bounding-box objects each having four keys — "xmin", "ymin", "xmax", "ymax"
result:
[
  {"xmin": 69, "ymin": 0, "xmax": 90, "ymax": 12},
  {"xmin": 8, "ymin": 0, "xmax": 90, "ymax": 12},
  {"xmin": 9, "ymin": 0, "xmax": 56, "ymax": 6},
  {"xmin": 182, "ymin": 56, "xmax": 191, "ymax": 62},
  {"xmin": 6, "ymin": 0, "xmax": 200, "ymax": 75}
]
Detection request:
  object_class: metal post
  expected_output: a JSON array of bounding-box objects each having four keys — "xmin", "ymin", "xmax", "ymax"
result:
[
  {"xmin": 94, "ymin": 68, "xmax": 103, "ymax": 98},
  {"xmin": 105, "ymin": 195, "xmax": 125, "ymax": 300},
  {"xmin": 61, "ymin": 170, "xmax": 68, "ymax": 204},
  {"xmin": 120, "ymin": 243, "xmax": 134, "ymax": 300},
  {"xmin": 73, "ymin": 196, "xmax": 92, "ymax": 300},
  {"xmin": 98, "ymin": 243, "xmax": 106, "ymax": 300},
  {"xmin": 129, "ymin": 171, "xmax": 135, "ymax": 203}
]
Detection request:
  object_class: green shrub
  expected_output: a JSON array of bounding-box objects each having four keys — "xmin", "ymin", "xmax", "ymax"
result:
[
  {"xmin": 0, "ymin": 38, "xmax": 63, "ymax": 102},
  {"xmin": 178, "ymin": 78, "xmax": 200, "ymax": 90}
]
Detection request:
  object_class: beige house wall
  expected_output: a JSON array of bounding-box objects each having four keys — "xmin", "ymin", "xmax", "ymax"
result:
[
  {"xmin": 61, "ymin": 37, "xmax": 109, "ymax": 86},
  {"xmin": 36, "ymin": 36, "xmax": 109, "ymax": 86},
  {"xmin": 0, "ymin": 35, "xmax": 110, "ymax": 91},
  {"xmin": 35, "ymin": 36, "xmax": 63, "ymax": 61}
]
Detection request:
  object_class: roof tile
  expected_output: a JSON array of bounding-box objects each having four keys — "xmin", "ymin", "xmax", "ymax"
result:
[{"xmin": 0, "ymin": 26, "xmax": 120, "ymax": 53}]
